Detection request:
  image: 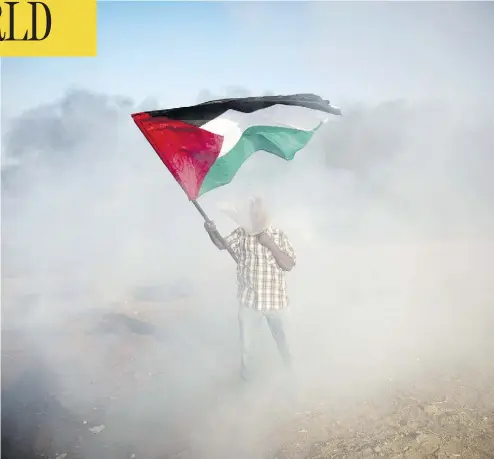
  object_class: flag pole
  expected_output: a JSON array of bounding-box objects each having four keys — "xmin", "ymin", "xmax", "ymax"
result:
[{"xmin": 191, "ymin": 199, "xmax": 238, "ymax": 263}]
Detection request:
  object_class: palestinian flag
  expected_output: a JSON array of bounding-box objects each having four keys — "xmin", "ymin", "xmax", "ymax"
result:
[{"xmin": 132, "ymin": 94, "xmax": 341, "ymax": 200}]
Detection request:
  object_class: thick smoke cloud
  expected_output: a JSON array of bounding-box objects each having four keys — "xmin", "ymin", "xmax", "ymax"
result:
[
  {"xmin": 2, "ymin": 88, "xmax": 494, "ymax": 458},
  {"xmin": 2, "ymin": 89, "xmax": 239, "ymax": 458}
]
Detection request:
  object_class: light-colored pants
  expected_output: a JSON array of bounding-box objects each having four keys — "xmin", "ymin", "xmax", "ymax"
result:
[{"xmin": 238, "ymin": 305, "xmax": 292, "ymax": 381}]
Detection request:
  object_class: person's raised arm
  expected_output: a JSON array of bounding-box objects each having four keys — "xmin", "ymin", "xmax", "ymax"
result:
[{"xmin": 204, "ymin": 221, "xmax": 227, "ymax": 250}]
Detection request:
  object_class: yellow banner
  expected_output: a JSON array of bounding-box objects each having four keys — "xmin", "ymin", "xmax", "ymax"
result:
[{"xmin": 0, "ymin": 0, "xmax": 97, "ymax": 57}]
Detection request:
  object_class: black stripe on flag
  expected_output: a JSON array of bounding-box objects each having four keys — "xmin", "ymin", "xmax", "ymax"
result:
[{"xmin": 143, "ymin": 94, "xmax": 342, "ymax": 127}]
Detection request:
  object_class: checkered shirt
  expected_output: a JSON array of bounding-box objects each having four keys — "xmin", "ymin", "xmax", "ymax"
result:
[{"xmin": 224, "ymin": 226, "xmax": 296, "ymax": 311}]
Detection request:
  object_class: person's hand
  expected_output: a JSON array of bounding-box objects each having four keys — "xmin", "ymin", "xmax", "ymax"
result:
[
  {"xmin": 204, "ymin": 220, "xmax": 217, "ymax": 234},
  {"xmin": 258, "ymin": 232, "xmax": 272, "ymax": 247}
]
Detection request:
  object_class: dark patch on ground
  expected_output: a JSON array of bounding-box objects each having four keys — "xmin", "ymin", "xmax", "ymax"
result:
[
  {"xmin": 96, "ymin": 312, "xmax": 158, "ymax": 336},
  {"xmin": 90, "ymin": 311, "xmax": 173, "ymax": 345},
  {"xmin": 1, "ymin": 336, "xmax": 133, "ymax": 459},
  {"xmin": 2, "ymin": 352, "xmax": 88, "ymax": 459}
]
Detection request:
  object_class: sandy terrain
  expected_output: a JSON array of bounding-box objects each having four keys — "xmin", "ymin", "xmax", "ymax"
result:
[{"xmin": 2, "ymin": 240, "xmax": 493, "ymax": 459}]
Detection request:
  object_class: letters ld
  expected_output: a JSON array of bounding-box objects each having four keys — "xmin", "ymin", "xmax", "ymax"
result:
[{"xmin": 0, "ymin": 1, "xmax": 52, "ymax": 41}]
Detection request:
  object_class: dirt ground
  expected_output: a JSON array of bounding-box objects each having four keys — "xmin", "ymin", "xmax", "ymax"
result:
[
  {"xmin": 2, "ymin": 257, "xmax": 494, "ymax": 459},
  {"xmin": 272, "ymin": 368, "xmax": 494, "ymax": 459}
]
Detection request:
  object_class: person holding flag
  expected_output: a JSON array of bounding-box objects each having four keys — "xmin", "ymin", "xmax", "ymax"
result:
[
  {"xmin": 204, "ymin": 197, "xmax": 296, "ymax": 382},
  {"xmin": 131, "ymin": 93, "xmax": 341, "ymax": 381}
]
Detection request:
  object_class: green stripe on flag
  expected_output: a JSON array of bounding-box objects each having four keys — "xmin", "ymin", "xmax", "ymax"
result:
[{"xmin": 198, "ymin": 123, "xmax": 322, "ymax": 197}]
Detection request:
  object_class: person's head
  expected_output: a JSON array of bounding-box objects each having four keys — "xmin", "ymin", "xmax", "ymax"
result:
[{"xmin": 250, "ymin": 197, "xmax": 269, "ymax": 233}]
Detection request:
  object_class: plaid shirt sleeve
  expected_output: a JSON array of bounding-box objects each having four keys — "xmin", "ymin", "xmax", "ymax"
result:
[
  {"xmin": 279, "ymin": 231, "xmax": 296, "ymax": 267},
  {"xmin": 224, "ymin": 227, "xmax": 242, "ymax": 257}
]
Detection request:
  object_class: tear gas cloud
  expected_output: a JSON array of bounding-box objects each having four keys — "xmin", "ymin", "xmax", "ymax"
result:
[
  {"xmin": 2, "ymin": 3, "xmax": 494, "ymax": 458},
  {"xmin": 3, "ymin": 87, "xmax": 493, "ymax": 457}
]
